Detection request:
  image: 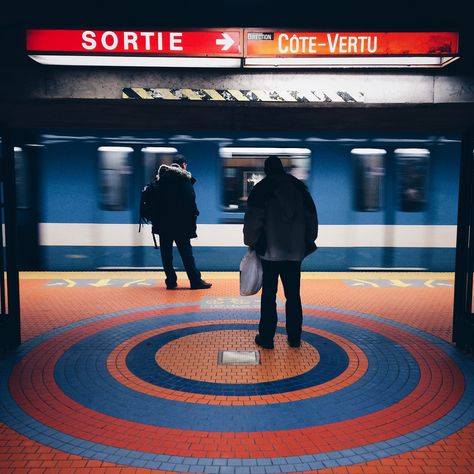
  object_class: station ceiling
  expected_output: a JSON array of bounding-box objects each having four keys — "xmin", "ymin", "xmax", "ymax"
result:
[
  {"xmin": 3, "ymin": 0, "xmax": 472, "ymax": 30},
  {"xmin": 1, "ymin": 0, "xmax": 473, "ymax": 131},
  {"xmin": 3, "ymin": 0, "xmax": 473, "ymax": 73}
]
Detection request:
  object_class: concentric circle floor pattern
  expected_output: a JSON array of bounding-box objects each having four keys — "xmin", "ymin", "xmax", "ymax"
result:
[{"xmin": 0, "ymin": 272, "xmax": 473, "ymax": 473}]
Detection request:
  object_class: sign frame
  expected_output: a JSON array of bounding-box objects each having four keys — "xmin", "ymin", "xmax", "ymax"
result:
[
  {"xmin": 26, "ymin": 28, "xmax": 243, "ymax": 57},
  {"xmin": 26, "ymin": 28, "xmax": 460, "ymax": 68}
]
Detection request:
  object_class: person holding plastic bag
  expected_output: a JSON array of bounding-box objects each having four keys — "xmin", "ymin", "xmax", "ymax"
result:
[
  {"xmin": 243, "ymin": 156, "xmax": 318, "ymax": 349},
  {"xmin": 240, "ymin": 248, "xmax": 263, "ymax": 296}
]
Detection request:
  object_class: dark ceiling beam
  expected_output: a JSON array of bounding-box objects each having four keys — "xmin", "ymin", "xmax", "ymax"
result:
[{"xmin": 1, "ymin": 99, "xmax": 474, "ymax": 132}]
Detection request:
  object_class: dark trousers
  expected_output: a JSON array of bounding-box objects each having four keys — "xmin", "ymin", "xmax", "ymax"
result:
[
  {"xmin": 259, "ymin": 260, "xmax": 303, "ymax": 343},
  {"xmin": 159, "ymin": 236, "xmax": 201, "ymax": 286}
]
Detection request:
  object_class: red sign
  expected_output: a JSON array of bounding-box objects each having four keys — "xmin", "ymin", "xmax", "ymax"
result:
[
  {"xmin": 26, "ymin": 29, "xmax": 242, "ymax": 57},
  {"xmin": 245, "ymin": 31, "xmax": 459, "ymax": 57},
  {"xmin": 26, "ymin": 29, "xmax": 460, "ymax": 68}
]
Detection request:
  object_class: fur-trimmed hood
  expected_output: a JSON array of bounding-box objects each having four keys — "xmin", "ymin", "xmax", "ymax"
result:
[
  {"xmin": 156, "ymin": 163, "xmax": 194, "ymax": 182},
  {"xmin": 151, "ymin": 162, "xmax": 199, "ymax": 239}
]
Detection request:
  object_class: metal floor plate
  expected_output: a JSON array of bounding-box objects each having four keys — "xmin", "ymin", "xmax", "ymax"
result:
[{"xmin": 218, "ymin": 350, "xmax": 260, "ymax": 365}]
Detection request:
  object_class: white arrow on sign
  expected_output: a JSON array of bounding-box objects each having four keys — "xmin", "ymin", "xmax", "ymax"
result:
[{"xmin": 216, "ymin": 33, "xmax": 234, "ymax": 51}]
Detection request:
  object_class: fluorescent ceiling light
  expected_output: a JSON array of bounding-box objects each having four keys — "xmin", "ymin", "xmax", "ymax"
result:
[
  {"xmin": 141, "ymin": 147, "xmax": 178, "ymax": 153},
  {"xmin": 30, "ymin": 54, "xmax": 458, "ymax": 69},
  {"xmin": 238, "ymin": 137, "xmax": 301, "ymax": 142},
  {"xmin": 244, "ymin": 56, "xmax": 459, "ymax": 68},
  {"xmin": 220, "ymin": 147, "xmax": 311, "ymax": 157},
  {"xmin": 394, "ymin": 148, "xmax": 430, "ymax": 156},
  {"xmin": 29, "ymin": 54, "xmax": 242, "ymax": 68},
  {"xmin": 351, "ymin": 148, "xmax": 387, "ymax": 155},
  {"xmin": 98, "ymin": 146, "xmax": 134, "ymax": 152}
]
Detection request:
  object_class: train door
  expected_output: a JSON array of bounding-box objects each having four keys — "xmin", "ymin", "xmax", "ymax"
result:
[
  {"xmin": 95, "ymin": 146, "xmax": 138, "ymax": 269},
  {"xmin": 391, "ymin": 148, "xmax": 431, "ymax": 269},
  {"xmin": 350, "ymin": 148, "xmax": 388, "ymax": 269},
  {"xmin": 96, "ymin": 144, "xmax": 179, "ymax": 269},
  {"xmin": 350, "ymin": 147, "xmax": 431, "ymax": 270},
  {"xmin": 14, "ymin": 145, "xmax": 41, "ymax": 269}
]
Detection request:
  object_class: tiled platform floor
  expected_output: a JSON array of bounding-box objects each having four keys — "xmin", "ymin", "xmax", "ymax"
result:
[{"xmin": 1, "ymin": 271, "xmax": 473, "ymax": 474}]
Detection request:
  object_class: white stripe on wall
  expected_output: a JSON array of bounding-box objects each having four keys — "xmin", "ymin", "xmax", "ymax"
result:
[{"xmin": 39, "ymin": 223, "xmax": 457, "ymax": 248}]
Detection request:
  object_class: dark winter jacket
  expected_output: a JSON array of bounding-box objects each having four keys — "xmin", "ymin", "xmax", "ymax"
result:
[
  {"xmin": 150, "ymin": 164, "xmax": 199, "ymax": 239},
  {"xmin": 243, "ymin": 173, "xmax": 318, "ymax": 261}
]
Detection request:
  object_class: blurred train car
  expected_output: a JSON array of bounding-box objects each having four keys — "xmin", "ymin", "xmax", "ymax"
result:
[{"xmin": 12, "ymin": 131, "xmax": 460, "ymax": 271}]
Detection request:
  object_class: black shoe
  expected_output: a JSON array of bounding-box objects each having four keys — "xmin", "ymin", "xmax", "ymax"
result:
[
  {"xmin": 287, "ymin": 338, "xmax": 301, "ymax": 348},
  {"xmin": 190, "ymin": 279, "xmax": 212, "ymax": 290},
  {"xmin": 255, "ymin": 334, "xmax": 274, "ymax": 350},
  {"xmin": 166, "ymin": 283, "xmax": 178, "ymax": 290}
]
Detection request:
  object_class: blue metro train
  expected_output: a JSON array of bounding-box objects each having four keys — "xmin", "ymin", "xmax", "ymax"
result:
[{"xmin": 13, "ymin": 130, "xmax": 460, "ymax": 271}]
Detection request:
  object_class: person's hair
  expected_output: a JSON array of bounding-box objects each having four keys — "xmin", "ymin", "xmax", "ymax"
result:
[
  {"xmin": 264, "ymin": 156, "xmax": 285, "ymax": 175},
  {"xmin": 173, "ymin": 155, "xmax": 187, "ymax": 167}
]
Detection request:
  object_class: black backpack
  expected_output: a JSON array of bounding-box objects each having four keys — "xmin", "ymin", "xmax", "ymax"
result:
[
  {"xmin": 139, "ymin": 183, "xmax": 155, "ymax": 223},
  {"xmin": 139, "ymin": 182, "xmax": 159, "ymax": 248}
]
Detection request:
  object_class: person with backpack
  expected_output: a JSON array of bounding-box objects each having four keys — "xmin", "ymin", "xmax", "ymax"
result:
[
  {"xmin": 243, "ymin": 156, "xmax": 318, "ymax": 349},
  {"xmin": 141, "ymin": 156, "xmax": 212, "ymax": 290}
]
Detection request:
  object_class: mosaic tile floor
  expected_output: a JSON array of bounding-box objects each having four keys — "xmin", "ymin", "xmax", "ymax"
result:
[{"xmin": 0, "ymin": 272, "xmax": 473, "ymax": 473}]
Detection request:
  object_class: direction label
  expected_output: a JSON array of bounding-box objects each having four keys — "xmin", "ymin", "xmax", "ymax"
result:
[
  {"xmin": 343, "ymin": 279, "xmax": 454, "ymax": 288},
  {"xmin": 245, "ymin": 31, "xmax": 459, "ymax": 57},
  {"xmin": 44, "ymin": 279, "xmax": 157, "ymax": 288},
  {"xmin": 27, "ymin": 29, "xmax": 242, "ymax": 57}
]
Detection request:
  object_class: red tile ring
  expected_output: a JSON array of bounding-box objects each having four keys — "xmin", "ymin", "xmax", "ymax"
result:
[{"xmin": 6, "ymin": 304, "xmax": 466, "ymax": 461}]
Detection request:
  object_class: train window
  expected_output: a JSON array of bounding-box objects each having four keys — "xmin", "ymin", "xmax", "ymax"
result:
[
  {"xmin": 98, "ymin": 146, "xmax": 133, "ymax": 211},
  {"xmin": 395, "ymin": 148, "xmax": 430, "ymax": 212},
  {"xmin": 142, "ymin": 147, "xmax": 178, "ymax": 183},
  {"xmin": 14, "ymin": 147, "xmax": 30, "ymax": 209},
  {"xmin": 352, "ymin": 148, "xmax": 386, "ymax": 212},
  {"xmin": 220, "ymin": 147, "xmax": 311, "ymax": 212}
]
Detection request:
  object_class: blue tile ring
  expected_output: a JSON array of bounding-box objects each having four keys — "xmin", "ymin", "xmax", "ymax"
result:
[{"xmin": 0, "ymin": 303, "xmax": 472, "ymax": 473}]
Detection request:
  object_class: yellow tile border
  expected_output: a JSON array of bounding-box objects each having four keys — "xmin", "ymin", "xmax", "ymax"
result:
[{"xmin": 20, "ymin": 271, "xmax": 454, "ymax": 280}]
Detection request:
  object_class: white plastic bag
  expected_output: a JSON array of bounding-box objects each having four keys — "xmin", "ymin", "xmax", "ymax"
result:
[{"xmin": 240, "ymin": 249, "xmax": 263, "ymax": 296}]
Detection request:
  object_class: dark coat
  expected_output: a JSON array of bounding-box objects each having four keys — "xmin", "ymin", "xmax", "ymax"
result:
[
  {"xmin": 150, "ymin": 164, "xmax": 199, "ymax": 239},
  {"xmin": 243, "ymin": 172, "xmax": 318, "ymax": 261}
]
